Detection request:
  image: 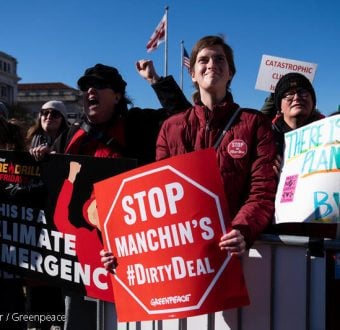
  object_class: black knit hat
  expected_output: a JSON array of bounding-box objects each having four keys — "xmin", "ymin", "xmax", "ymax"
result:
[
  {"xmin": 77, "ymin": 63, "xmax": 127, "ymax": 93},
  {"xmin": 274, "ymin": 72, "xmax": 316, "ymax": 111}
]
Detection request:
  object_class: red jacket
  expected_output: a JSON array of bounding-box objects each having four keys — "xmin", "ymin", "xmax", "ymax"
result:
[{"xmin": 156, "ymin": 100, "xmax": 278, "ymax": 248}]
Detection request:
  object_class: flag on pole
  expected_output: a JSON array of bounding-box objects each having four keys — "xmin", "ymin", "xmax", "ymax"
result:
[
  {"xmin": 180, "ymin": 42, "xmax": 190, "ymax": 90},
  {"xmin": 183, "ymin": 47, "xmax": 190, "ymax": 69},
  {"xmin": 146, "ymin": 14, "xmax": 167, "ymax": 53}
]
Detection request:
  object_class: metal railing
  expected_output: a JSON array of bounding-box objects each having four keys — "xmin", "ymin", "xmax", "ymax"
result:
[{"xmin": 96, "ymin": 234, "xmax": 340, "ymax": 330}]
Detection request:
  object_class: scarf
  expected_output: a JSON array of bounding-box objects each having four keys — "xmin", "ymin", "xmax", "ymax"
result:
[{"xmin": 65, "ymin": 118, "xmax": 126, "ymax": 158}]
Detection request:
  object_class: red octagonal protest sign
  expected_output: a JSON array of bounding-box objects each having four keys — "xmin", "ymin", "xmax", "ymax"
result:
[{"xmin": 95, "ymin": 148, "xmax": 249, "ymax": 321}]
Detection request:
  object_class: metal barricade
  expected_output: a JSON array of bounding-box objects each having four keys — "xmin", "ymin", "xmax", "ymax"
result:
[{"xmin": 98, "ymin": 234, "xmax": 340, "ymax": 330}]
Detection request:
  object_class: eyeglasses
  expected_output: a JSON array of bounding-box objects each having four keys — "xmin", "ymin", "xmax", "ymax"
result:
[
  {"xmin": 282, "ymin": 89, "xmax": 310, "ymax": 102},
  {"xmin": 79, "ymin": 80, "xmax": 112, "ymax": 92},
  {"xmin": 40, "ymin": 110, "xmax": 62, "ymax": 119}
]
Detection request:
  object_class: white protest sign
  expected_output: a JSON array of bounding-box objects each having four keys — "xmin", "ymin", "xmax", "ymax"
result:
[
  {"xmin": 275, "ymin": 115, "xmax": 340, "ymax": 224},
  {"xmin": 255, "ymin": 55, "xmax": 317, "ymax": 92}
]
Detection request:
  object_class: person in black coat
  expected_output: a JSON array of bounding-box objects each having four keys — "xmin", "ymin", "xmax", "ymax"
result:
[{"xmin": 46, "ymin": 61, "xmax": 190, "ymax": 330}]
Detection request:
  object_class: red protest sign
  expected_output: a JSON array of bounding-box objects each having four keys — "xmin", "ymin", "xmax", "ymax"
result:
[{"xmin": 95, "ymin": 148, "xmax": 249, "ymax": 321}]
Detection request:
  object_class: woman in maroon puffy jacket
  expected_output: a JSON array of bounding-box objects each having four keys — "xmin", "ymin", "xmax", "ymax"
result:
[{"xmin": 156, "ymin": 35, "xmax": 278, "ymax": 254}]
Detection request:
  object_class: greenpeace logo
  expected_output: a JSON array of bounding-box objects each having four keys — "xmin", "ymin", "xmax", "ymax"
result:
[{"xmin": 150, "ymin": 294, "xmax": 191, "ymax": 306}]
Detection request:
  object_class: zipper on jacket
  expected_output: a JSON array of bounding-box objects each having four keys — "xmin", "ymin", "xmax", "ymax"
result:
[{"xmin": 204, "ymin": 107, "xmax": 211, "ymax": 148}]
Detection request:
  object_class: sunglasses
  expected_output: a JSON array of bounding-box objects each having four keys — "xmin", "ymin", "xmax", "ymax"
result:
[
  {"xmin": 79, "ymin": 80, "xmax": 112, "ymax": 92},
  {"xmin": 40, "ymin": 110, "xmax": 62, "ymax": 119}
]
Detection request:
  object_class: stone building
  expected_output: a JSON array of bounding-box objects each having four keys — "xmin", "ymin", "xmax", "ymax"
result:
[
  {"xmin": 0, "ymin": 51, "xmax": 21, "ymax": 106},
  {"xmin": 0, "ymin": 50, "xmax": 83, "ymax": 122},
  {"xmin": 17, "ymin": 82, "xmax": 83, "ymax": 122}
]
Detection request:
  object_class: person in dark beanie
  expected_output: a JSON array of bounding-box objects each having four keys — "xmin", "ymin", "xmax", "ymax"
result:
[
  {"xmin": 271, "ymin": 72, "xmax": 324, "ymax": 153},
  {"xmin": 274, "ymin": 72, "xmax": 316, "ymax": 110},
  {"xmin": 265, "ymin": 73, "xmax": 338, "ymax": 238}
]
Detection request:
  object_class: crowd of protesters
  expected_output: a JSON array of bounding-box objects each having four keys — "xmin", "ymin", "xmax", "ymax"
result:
[{"xmin": 0, "ymin": 34, "xmax": 339, "ymax": 330}]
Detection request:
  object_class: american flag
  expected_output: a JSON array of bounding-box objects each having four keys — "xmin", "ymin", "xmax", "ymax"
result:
[
  {"xmin": 146, "ymin": 14, "xmax": 167, "ymax": 53},
  {"xmin": 183, "ymin": 47, "xmax": 190, "ymax": 69}
]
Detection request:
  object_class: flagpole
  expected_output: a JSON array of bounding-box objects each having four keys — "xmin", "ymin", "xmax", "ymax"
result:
[
  {"xmin": 180, "ymin": 40, "xmax": 184, "ymax": 90},
  {"xmin": 164, "ymin": 6, "xmax": 169, "ymax": 76}
]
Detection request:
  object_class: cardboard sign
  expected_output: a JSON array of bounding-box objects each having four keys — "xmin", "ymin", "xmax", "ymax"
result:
[
  {"xmin": 255, "ymin": 54, "xmax": 317, "ymax": 92},
  {"xmin": 95, "ymin": 148, "xmax": 249, "ymax": 322},
  {"xmin": 275, "ymin": 115, "xmax": 340, "ymax": 224},
  {"xmin": 0, "ymin": 151, "xmax": 136, "ymax": 302}
]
